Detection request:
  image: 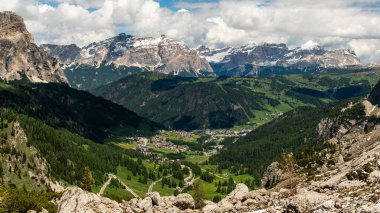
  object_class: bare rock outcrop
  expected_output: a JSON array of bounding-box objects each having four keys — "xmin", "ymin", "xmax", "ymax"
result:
[
  {"xmin": 57, "ymin": 186, "xmax": 123, "ymax": 213},
  {"xmin": 173, "ymin": 193, "xmax": 195, "ymax": 210},
  {"xmin": 261, "ymin": 162, "xmax": 284, "ymax": 188},
  {"xmin": 317, "ymin": 117, "xmax": 352, "ymax": 142},
  {"xmin": 0, "ymin": 11, "xmax": 68, "ymax": 83}
]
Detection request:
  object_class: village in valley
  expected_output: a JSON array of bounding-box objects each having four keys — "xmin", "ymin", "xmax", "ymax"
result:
[{"xmin": 122, "ymin": 129, "xmax": 252, "ymax": 157}]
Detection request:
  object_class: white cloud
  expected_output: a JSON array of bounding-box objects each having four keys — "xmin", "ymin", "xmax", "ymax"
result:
[
  {"xmin": 301, "ymin": 40, "xmax": 319, "ymax": 50},
  {"xmin": 2, "ymin": 0, "xmax": 380, "ymax": 63},
  {"xmin": 174, "ymin": 1, "xmax": 218, "ymax": 10},
  {"xmin": 348, "ymin": 39, "xmax": 380, "ymax": 63}
]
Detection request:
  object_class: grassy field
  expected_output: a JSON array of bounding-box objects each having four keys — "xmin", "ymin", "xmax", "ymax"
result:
[
  {"xmin": 185, "ymin": 154, "xmax": 210, "ymax": 164},
  {"xmin": 161, "ymin": 131, "xmax": 201, "ymax": 143},
  {"xmin": 116, "ymin": 166, "xmax": 153, "ymax": 197},
  {"xmin": 103, "ymin": 186, "xmax": 135, "ymax": 201}
]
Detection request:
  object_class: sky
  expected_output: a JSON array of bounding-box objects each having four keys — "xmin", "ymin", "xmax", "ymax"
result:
[{"xmin": 2, "ymin": 0, "xmax": 380, "ymax": 63}]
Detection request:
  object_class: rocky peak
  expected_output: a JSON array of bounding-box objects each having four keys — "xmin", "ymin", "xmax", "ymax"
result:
[
  {"xmin": 0, "ymin": 11, "xmax": 68, "ymax": 83},
  {"xmin": 45, "ymin": 34, "xmax": 214, "ymax": 77},
  {"xmin": 0, "ymin": 11, "xmax": 33, "ymax": 44},
  {"xmin": 42, "ymin": 43, "xmax": 81, "ymax": 65},
  {"xmin": 198, "ymin": 42, "xmax": 361, "ymax": 76}
]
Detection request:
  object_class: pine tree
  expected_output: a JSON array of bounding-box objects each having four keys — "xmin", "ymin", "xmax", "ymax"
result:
[
  {"xmin": 80, "ymin": 167, "xmax": 94, "ymax": 191},
  {"xmin": 0, "ymin": 185, "xmax": 9, "ymax": 212},
  {"xmin": 174, "ymin": 188, "xmax": 180, "ymax": 196},
  {"xmin": 216, "ymin": 184, "xmax": 221, "ymax": 193},
  {"xmin": 193, "ymin": 180, "xmax": 205, "ymax": 209},
  {"xmin": 213, "ymin": 195, "xmax": 222, "ymax": 203}
]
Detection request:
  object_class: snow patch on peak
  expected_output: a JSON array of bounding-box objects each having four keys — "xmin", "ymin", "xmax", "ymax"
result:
[{"xmin": 301, "ymin": 40, "xmax": 319, "ymax": 50}]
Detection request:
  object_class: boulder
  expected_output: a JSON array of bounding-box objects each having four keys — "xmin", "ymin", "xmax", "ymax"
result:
[
  {"xmin": 146, "ymin": 192, "xmax": 161, "ymax": 206},
  {"xmin": 359, "ymin": 205, "xmax": 380, "ymax": 213},
  {"xmin": 225, "ymin": 183, "xmax": 249, "ymax": 203},
  {"xmin": 173, "ymin": 193, "xmax": 194, "ymax": 210},
  {"xmin": 261, "ymin": 162, "xmax": 283, "ymax": 188},
  {"xmin": 57, "ymin": 186, "xmax": 123, "ymax": 213},
  {"xmin": 138, "ymin": 197, "xmax": 152, "ymax": 212},
  {"xmin": 160, "ymin": 195, "xmax": 176, "ymax": 208},
  {"xmin": 285, "ymin": 190, "xmax": 328, "ymax": 212},
  {"xmin": 202, "ymin": 204, "xmax": 219, "ymax": 213},
  {"xmin": 367, "ymin": 170, "xmax": 380, "ymax": 183},
  {"xmin": 279, "ymin": 188, "xmax": 292, "ymax": 198},
  {"xmin": 337, "ymin": 180, "xmax": 366, "ymax": 189},
  {"xmin": 164, "ymin": 206, "xmax": 182, "ymax": 213},
  {"xmin": 218, "ymin": 199, "xmax": 233, "ymax": 211}
]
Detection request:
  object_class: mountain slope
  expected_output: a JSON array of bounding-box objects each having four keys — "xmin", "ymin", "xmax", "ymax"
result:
[
  {"xmin": 93, "ymin": 73, "xmax": 263, "ymax": 130},
  {"xmin": 198, "ymin": 43, "xmax": 361, "ymax": 76},
  {"xmin": 0, "ymin": 11, "xmax": 67, "ymax": 83},
  {"xmin": 210, "ymin": 94, "xmax": 368, "ymax": 178},
  {"xmin": 0, "ymin": 82, "xmax": 161, "ymax": 142},
  {"xmin": 92, "ymin": 71, "xmax": 375, "ymax": 130},
  {"xmin": 42, "ymin": 44, "xmax": 81, "ymax": 64},
  {"xmin": 64, "ymin": 64, "xmax": 147, "ymax": 90}
]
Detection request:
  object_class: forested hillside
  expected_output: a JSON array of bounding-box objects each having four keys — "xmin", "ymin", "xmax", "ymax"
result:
[
  {"xmin": 210, "ymin": 98, "xmax": 366, "ymax": 179},
  {"xmin": 0, "ymin": 83, "xmax": 161, "ymax": 142},
  {"xmin": 92, "ymin": 70, "xmax": 376, "ymax": 130},
  {"xmin": 65, "ymin": 64, "xmax": 146, "ymax": 90}
]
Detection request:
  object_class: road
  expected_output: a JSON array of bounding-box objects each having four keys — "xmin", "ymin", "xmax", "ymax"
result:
[
  {"xmin": 101, "ymin": 165, "xmax": 197, "ymax": 196},
  {"xmin": 99, "ymin": 173, "xmax": 140, "ymax": 198},
  {"xmin": 148, "ymin": 166, "xmax": 196, "ymax": 193},
  {"xmin": 147, "ymin": 175, "xmax": 173, "ymax": 193},
  {"xmin": 183, "ymin": 166, "xmax": 193, "ymax": 186},
  {"xmin": 99, "ymin": 174, "xmax": 113, "ymax": 195},
  {"xmin": 201, "ymin": 168, "xmax": 228, "ymax": 179}
]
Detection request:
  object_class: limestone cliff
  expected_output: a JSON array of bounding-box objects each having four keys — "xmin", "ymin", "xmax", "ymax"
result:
[{"xmin": 0, "ymin": 11, "xmax": 68, "ymax": 83}]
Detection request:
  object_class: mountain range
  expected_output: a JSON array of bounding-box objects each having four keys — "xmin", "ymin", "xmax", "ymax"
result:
[
  {"xmin": 42, "ymin": 33, "xmax": 213, "ymax": 76},
  {"xmin": 197, "ymin": 43, "xmax": 361, "ymax": 76},
  {"xmin": 42, "ymin": 33, "xmax": 362, "ymax": 90}
]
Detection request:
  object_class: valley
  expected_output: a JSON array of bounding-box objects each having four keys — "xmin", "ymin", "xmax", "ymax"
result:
[
  {"xmin": 1, "ymin": 10, "xmax": 380, "ymax": 213},
  {"xmin": 92, "ymin": 69, "xmax": 378, "ymax": 130}
]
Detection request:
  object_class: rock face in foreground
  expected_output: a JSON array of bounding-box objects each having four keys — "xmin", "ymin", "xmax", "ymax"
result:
[
  {"xmin": 0, "ymin": 11, "xmax": 68, "ymax": 83},
  {"xmin": 56, "ymin": 187, "xmax": 196, "ymax": 213}
]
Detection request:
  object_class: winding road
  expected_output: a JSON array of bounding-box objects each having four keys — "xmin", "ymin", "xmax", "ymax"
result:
[
  {"xmin": 99, "ymin": 173, "xmax": 140, "ymax": 198},
  {"xmin": 99, "ymin": 175, "xmax": 113, "ymax": 195},
  {"xmin": 148, "ymin": 166, "xmax": 196, "ymax": 193},
  {"xmin": 147, "ymin": 175, "xmax": 173, "ymax": 193},
  {"xmin": 183, "ymin": 166, "xmax": 194, "ymax": 186},
  {"xmin": 100, "ymin": 165, "xmax": 199, "ymax": 196}
]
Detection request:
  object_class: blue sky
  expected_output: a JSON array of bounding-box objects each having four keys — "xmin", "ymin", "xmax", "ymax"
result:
[
  {"xmin": 3, "ymin": 0, "xmax": 380, "ymax": 63},
  {"xmin": 158, "ymin": 0, "xmax": 218, "ymax": 10}
]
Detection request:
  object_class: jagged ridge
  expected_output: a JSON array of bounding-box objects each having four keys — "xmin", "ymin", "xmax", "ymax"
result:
[
  {"xmin": 43, "ymin": 34, "xmax": 214, "ymax": 77},
  {"xmin": 198, "ymin": 43, "xmax": 361, "ymax": 76},
  {"xmin": 0, "ymin": 11, "xmax": 68, "ymax": 83}
]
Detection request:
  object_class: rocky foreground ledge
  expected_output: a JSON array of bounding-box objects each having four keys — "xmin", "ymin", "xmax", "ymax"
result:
[
  {"xmin": 55, "ymin": 180, "xmax": 380, "ymax": 213},
  {"xmin": 56, "ymin": 184, "xmax": 253, "ymax": 213},
  {"xmin": 55, "ymin": 122, "xmax": 380, "ymax": 212}
]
